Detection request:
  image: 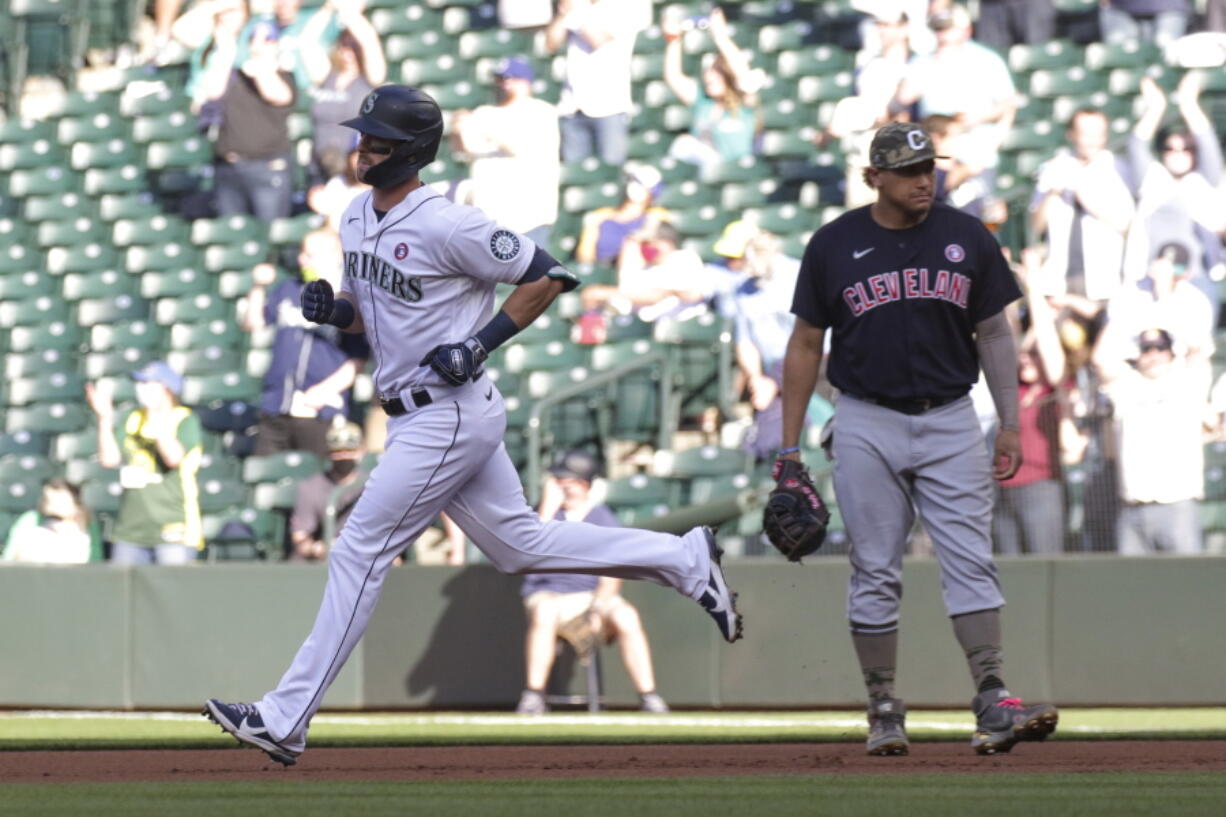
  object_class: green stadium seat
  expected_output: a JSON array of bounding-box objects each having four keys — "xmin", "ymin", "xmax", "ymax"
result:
[
  {"xmin": 241, "ymin": 450, "xmax": 323, "ymax": 483},
  {"xmin": 655, "ymin": 443, "xmax": 752, "ymax": 479},
  {"xmin": 168, "ymin": 320, "xmax": 244, "ymax": 350},
  {"xmin": 57, "ymin": 113, "xmax": 129, "ymax": 144},
  {"xmin": 698, "ymin": 154, "xmax": 765, "ymax": 184},
  {"xmin": 603, "ymin": 473, "xmax": 682, "ymax": 510},
  {"xmin": 383, "ymin": 30, "xmax": 453, "ymax": 63},
  {"xmin": 81, "ymin": 477, "xmax": 123, "ymax": 515},
  {"xmin": 1084, "ymin": 40, "xmax": 1161, "ymax": 70},
  {"xmin": 112, "ymin": 214, "xmax": 191, "ymax": 247},
  {"xmin": 603, "ymin": 314, "xmax": 653, "ymax": 343},
  {"xmin": 503, "ymin": 340, "xmax": 590, "ymax": 373},
  {"xmin": 131, "ymin": 111, "xmax": 197, "ymax": 143},
  {"xmin": 0, "ymin": 270, "xmax": 57, "ymax": 300},
  {"xmin": 120, "ymin": 86, "xmax": 185, "ymax": 116},
  {"xmin": 202, "ymin": 506, "xmax": 285, "ymax": 560},
  {"xmin": 145, "ymin": 137, "xmax": 211, "ymax": 169},
  {"xmin": 83, "ymin": 165, "xmax": 147, "ymax": 196},
  {"xmin": 0, "ymin": 139, "xmax": 65, "ymax": 171},
  {"xmin": 46, "ymin": 243, "xmax": 122, "ymax": 275},
  {"xmin": 744, "ymin": 203, "xmax": 815, "ymax": 235},
  {"xmin": 7, "ymin": 167, "xmax": 79, "ymax": 197},
  {"xmin": 202, "ymin": 240, "xmax": 269, "ymax": 272},
  {"xmin": 251, "ymin": 478, "xmax": 299, "ymax": 511},
  {"xmin": 268, "ymin": 213, "xmax": 324, "ymax": 247},
  {"xmin": 126, "ymin": 243, "xmax": 200, "ymax": 273},
  {"xmin": 653, "ymin": 311, "xmax": 733, "ymax": 416},
  {"xmin": 23, "ymin": 192, "xmax": 95, "ymax": 222},
  {"xmin": 6, "ymin": 372, "xmax": 85, "ymax": 406},
  {"xmin": 1000, "ymin": 119, "xmax": 1064, "ymax": 151},
  {"xmin": 757, "ymin": 21, "xmax": 813, "ymax": 52},
  {"xmin": 759, "ymin": 98, "xmax": 810, "ymax": 129},
  {"xmin": 89, "ymin": 319, "xmax": 164, "ymax": 351},
  {"xmin": 760, "ymin": 128, "xmax": 821, "ymax": 158},
  {"xmin": 457, "ymin": 28, "xmax": 531, "ymax": 59},
  {"xmin": 0, "ymin": 431, "xmax": 50, "ymax": 459},
  {"xmin": 0, "ymin": 480, "xmax": 42, "ymax": 513},
  {"xmin": 515, "ymin": 313, "xmax": 572, "ymax": 344},
  {"xmin": 82, "ymin": 348, "xmax": 154, "ymax": 379},
  {"xmin": 670, "ymin": 205, "xmax": 725, "ymax": 238},
  {"xmin": 590, "ymin": 338, "xmax": 668, "ymax": 444},
  {"xmin": 421, "ymin": 81, "xmax": 488, "ymax": 109},
  {"xmin": 8, "ymin": 321, "xmax": 85, "ymax": 352},
  {"xmin": 140, "ymin": 268, "xmax": 215, "ymax": 298},
  {"xmin": 41, "ymin": 89, "xmax": 119, "ymax": 118},
  {"xmin": 1107, "ymin": 65, "xmax": 1177, "ymax": 96},
  {"xmin": 0, "ymin": 245, "xmax": 39, "ymax": 275},
  {"xmin": 560, "ymin": 157, "xmax": 620, "ymax": 187},
  {"xmin": 0, "ymin": 217, "xmax": 30, "ymax": 244},
  {"xmin": 167, "ymin": 345, "xmax": 242, "ymax": 376},
  {"xmin": 97, "ymin": 193, "xmax": 160, "ymax": 221},
  {"xmin": 77, "ymin": 294, "xmax": 150, "ymax": 326},
  {"xmin": 4, "ymin": 348, "xmax": 77, "ymax": 378},
  {"xmin": 776, "ymin": 45, "xmax": 853, "ymax": 77},
  {"xmin": 198, "ymin": 476, "xmax": 250, "ymax": 513},
  {"xmin": 654, "ymin": 179, "xmax": 719, "ymax": 210},
  {"xmin": 180, "ymin": 372, "xmax": 261, "ymax": 404},
  {"xmin": 686, "ymin": 471, "xmax": 756, "ymax": 504},
  {"xmin": 720, "ymin": 178, "xmax": 781, "ymax": 210},
  {"xmin": 1007, "ymin": 40, "xmax": 1083, "ymax": 73},
  {"xmin": 0, "ymin": 118, "xmax": 55, "ymax": 142},
  {"xmin": 561, "ymin": 182, "xmax": 621, "ymax": 214},
  {"xmin": 0, "ymin": 297, "xmax": 72, "ymax": 328},
  {"xmin": 369, "ymin": 2, "xmax": 443, "ymax": 34},
  {"xmin": 69, "ymin": 140, "xmax": 140, "ymax": 170},
  {"xmin": 4, "ymin": 401, "xmax": 89, "ymax": 434},
  {"xmin": 38, "ymin": 217, "xmax": 107, "ymax": 248},
  {"xmin": 53, "ymin": 429, "xmax": 97, "ymax": 461},
  {"xmin": 155, "ymin": 293, "xmax": 232, "ymax": 325},
  {"xmin": 400, "ymin": 54, "xmax": 472, "ymax": 85},
  {"xmin": 189, "ymin": 214, "xmax": 263, "ymax": 246},
  {"xmin": 63, "ymin": 458, "xmax": 117, "ymax": 485},
  {"xmin": 626, "ymin": 128, "xmax": 668, "ymax": 160},
  {"xmin": 1029, "ymin": 67, "xmax": 1107, "ymax": 98},
  {"xmin": 797, "ymin": 72, "xmax": 854, "ymax": 103}
]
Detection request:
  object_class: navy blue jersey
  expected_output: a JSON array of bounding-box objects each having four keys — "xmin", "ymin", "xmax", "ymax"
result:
[
  {"xmin": 791, "ymin": 203, "xmax": 1021, "ymax": 400},
  {"xmin": 520, "ymin": 504, "xmax": 620, "ymax": 596}
]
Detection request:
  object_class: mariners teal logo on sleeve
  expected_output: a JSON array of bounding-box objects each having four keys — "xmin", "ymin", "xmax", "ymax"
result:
[{"xmin": 489, "ymin": 229, "xmax": 521, "ymax": 262}]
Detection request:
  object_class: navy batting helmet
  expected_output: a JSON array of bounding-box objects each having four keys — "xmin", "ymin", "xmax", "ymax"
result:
[{"xmin": 341, "ymin": 85, "xmax": 443, "ymax": 188}]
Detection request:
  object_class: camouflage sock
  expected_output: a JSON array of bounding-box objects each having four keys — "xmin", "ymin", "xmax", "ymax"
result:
[
  {"xmin": 852, "ymin": 630, "xmax": 898, "ymax": 702},
  {"xmin": 951, "ymin": 609, "xmax": 1004, "ymax": 692}
]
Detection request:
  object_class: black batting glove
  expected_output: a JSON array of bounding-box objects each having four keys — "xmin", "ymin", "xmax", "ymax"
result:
[
  {"xmin": 420, "ymin": 338, "xmax": 488, "ymax": 387},
  {"xmin": 301, "ymin": 279, "xmax": 335, "ymax": 324}
]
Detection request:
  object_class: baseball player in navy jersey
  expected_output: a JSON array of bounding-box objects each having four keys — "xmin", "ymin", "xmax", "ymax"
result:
[
  {"xmin": 776, "ymin": 122, "xmax": 1057, "ymax": 756},
  {"xmin": 203, "ymin": 85, "xmax": 742, "ymax": 765}
]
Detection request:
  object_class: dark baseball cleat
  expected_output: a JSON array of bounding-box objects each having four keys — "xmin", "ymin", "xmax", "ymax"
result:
[
  {"xmin": 970, "ymin": 690, "xmax": 1059, "ymax": 755},
  {"xmin": 639, "ymin": 692, "xmax": 670, "ymax": 714},
  {"xmin": 697, "ymin": 527, "xmax": 743, "ymax": 643},
  {"xmin": 202, "ymin": 699, "xmax": 300, "ymax": 766},
  {"xmin": 515, "ymin": 689, "xmax": 548, "ymax": 715},
  {"xmin": 866, "ymin": 697, "xmax": 910, "ymax": 756}
]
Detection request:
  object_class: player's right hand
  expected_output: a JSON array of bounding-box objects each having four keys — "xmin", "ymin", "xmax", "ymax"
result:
[{"xmin": 301, "ymin": 279, "xmax": 335, "ymax": 324}]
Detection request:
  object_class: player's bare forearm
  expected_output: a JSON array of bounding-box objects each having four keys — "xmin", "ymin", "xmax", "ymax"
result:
[
  {"xmin": 336, "ymin": 292, "xmax": 365, "ymax": 333},
  {"xmin": 779, "ymin": 319, "xmax": 825, "ymax": 459},
  {"xmin": 499, "ymin": 276, "xmax": 564, "ymax": 329}
]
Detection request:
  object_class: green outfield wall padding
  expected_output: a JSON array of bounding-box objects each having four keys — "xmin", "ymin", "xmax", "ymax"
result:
[{"xmin": 0, "ymin": 557, "xmax": 1222, "ymax": 709}]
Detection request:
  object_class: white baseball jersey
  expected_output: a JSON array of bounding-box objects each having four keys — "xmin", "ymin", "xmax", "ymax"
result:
[{"xmin": 337, "ymin": 185, "xmax": 537, "ymax": 396}]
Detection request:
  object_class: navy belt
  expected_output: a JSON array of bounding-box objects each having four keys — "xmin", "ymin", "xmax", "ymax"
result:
[
  {"xmin": 855, "ymin": 394, "xmax": 961, "ymax": 415},
  {"xmin": 381, "ymin": 389, "xmax": 432, "ymax": 416}
]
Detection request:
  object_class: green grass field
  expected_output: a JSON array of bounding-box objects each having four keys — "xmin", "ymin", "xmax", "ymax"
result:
[{"xmin": 3, "ymin": 710, "xmax": 1225, "ymax": 817}]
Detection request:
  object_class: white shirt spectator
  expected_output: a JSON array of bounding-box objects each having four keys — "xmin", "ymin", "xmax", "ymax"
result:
[
  {"xmin": 557, "ymin": 0, "xmax": 651, "ymax": 118},
  {"xmin": 1109, "ymin": 364, "xmax": 1205, "ymax": 504}
]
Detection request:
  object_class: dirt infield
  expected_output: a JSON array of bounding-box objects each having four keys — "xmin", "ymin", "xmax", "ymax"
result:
[{"xmin": 3, "ymin": 741, "xmax": 1224, "ymax": 783}]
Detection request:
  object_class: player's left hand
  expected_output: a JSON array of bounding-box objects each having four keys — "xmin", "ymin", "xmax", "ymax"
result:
[
  {"xmin": 419, "ymin": 338, "xmax": 488, "ymax": 386},
  {"xmin": 992, "ymin": 428, "xmax": 1022, "ymax": 481}
]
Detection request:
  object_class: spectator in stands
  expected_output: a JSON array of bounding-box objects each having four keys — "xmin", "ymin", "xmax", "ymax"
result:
[
  {"xmin": 206, "ymin": 14, "xmax": 298, "ymax": 222},
  {"xmin": 1029, "ymin": 108, "xmax": 1135, "ymax": 308},
  {"xmin": 973, "ymin": 0, "xmax": 1055, "ymax": 53},
  {"xmin": 452, "ymin": 57, "xmax": 561, "ymax": 247},
  {"xmin": 825, "ymin": 3, "xmax": 913, "ymax": 207},
  {"xmin": 307, "ymin": 144, "xmax": 368, "ymax": 231},
  {"xmin": 237, "ymin": 0, "xmax": 342, "ymax": 91},
  {"xmin": 1099, "ymin": 328, "xmax": 1206, "ymax": 554},
  {"xmin": 713, "ymin": 221, "xmax": 800, "ymax": 459},
  {"xmin": 499, "ymin": 0, "xmax": 552, "ymax": 29},
  {"xmin": 1096, "ymin": 241, "xmax": 1216, "ymax": 376},
  {"xmin": 924, "ymin": 113, "xmax": 1001, "ymax": 223},
  {"xmin": 241, "ymin": 228, "xmax": 369, "ymax": 462},
  {"xmin": 1126, "ymin": 72, "xmax": 1224, "ymax": 301},
  {"xmin": 574, "ymin": 163, "xmax": 669, "ymax": 267},
  {"xmin": 175, "ymin": 0, "xmax": 248, "ymax": 116},
  {"xmin": 84, "ymin": 362, "xmax": 204, "ymax": 565},
  {"xmin": 1100, "ymin": 0, "xmax": 1191, "ymax": 48},
  {"xmin": 289, "ymin": 421, "xmax": 368, "ymax": 561},
  {"xmin": 661, "ymin": 7, "xmax": 763, "ymax": 172},
  {"xmin": 892, "ymin": 4, "xmax": 1017, "ymax": 186},
  {"xmin": 1, "ymin": 478, "xmax": 101, "ymax": 565},
  {"xmin": 994, "ymin": 250, "xmax": 1075, "ymax": 556},
  {"xmin": 303, "ymin": 9, "xmax": 388, "ymax": 187},
  {"xmin": 581, "ymin": 220, "xmax": 708, "ymax": 322},
  {"xmin": 516, "ymin": 450, "xmax": 668, "ymax": 715},
  {"xmin": 544, "ymin": 0, "xmax": 652, "ymax": 164}
]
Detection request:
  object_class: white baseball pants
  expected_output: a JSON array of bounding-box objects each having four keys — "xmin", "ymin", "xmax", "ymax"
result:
[{"xmin": 258, "ymin": 379, "xmax": 711, "ymax": 751}]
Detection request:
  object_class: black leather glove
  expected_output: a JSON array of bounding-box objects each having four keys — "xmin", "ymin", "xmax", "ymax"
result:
[
  {"xmin": 300, "ymin": 279, "xmax": 335, "ymax": 324},
  {"xmin": 420, "ymin": 338, "xmax": 488, "ymax": 387}
]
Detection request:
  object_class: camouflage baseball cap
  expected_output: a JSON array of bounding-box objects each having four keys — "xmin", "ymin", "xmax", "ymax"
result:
[{"xmin": 869, "ymin": 122, "xmax": 947, "ymax": 169}]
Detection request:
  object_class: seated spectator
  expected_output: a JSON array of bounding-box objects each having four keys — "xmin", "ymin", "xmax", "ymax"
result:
[
  {"xmin": 893, "ymin": 5, "xmax": 1017, "ymax": 181},
  {"xmin": 1096, "ymin": 241, "xmax": 1215, "ymax": 375},
  {"xmin": 661, "ymin": 6, "xmax": 763, "ymax": 172},
  {"xmin": 84, "ymin": 362, "xmax": 204, "ymax": 565},
  {"xmin": 712, "ymin": 222, "xmax": 801, "ymax": 459},
  {"xmin": 241, "ymin": 228, "xmax": 370, "ymax": 461},
  {"xmin": 307, "ymin": 144, "xmax": 368, "ymax": 231},
  {"xmin": 824, "ymin": 3, "xmax": 913, "ymax": 207},
  {"xmin": 1099, "ymin": 328, "xmax": 1207, "ymax": 555},
  {"xmin": 581, "ymin": 220, "xmax": 708, "ymax": 322},
  {"xmin": 1126, "ymin": 72, "xmax": 1224, "ymax": 302},
  {"xmin": 452, "ymin": 57, "xmax": 561, "ymax": 247},
  {"xmin": 303, "ymin": 9, "xmax": 387, "ymax": 187},
  {"xmin": 574, "ymin": 163, "xmax": 669, "ymax": 267},
  {"xmin": 516, "ymin": 450, "xmax": 668, "ymax": 715},
  {"xmin": 1, "ymin": 479, "xmax": 101, "ymax": 565},
  {"xmin": 544, "ymin": 0, "xmax": 652, "ymax": 164},
  {"xmin": 974, "ymin": 0, "xmax": 1055, "ymax": 52},
  {"xmin": 1100, "ymin": 0, "xmax": 1191, "ymax": 48},
  {"xmin": 1029, "ymin": 108, "xmax": 1135, "ymax": 308},
  {"xmin": 289, "ymin": 421, "xmax": 369, "ymax": 561}
]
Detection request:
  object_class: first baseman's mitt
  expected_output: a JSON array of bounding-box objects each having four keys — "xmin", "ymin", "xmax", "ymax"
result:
[{"xmin": 763, "ymin": 459, "xmax": 831, "ymax": 562}]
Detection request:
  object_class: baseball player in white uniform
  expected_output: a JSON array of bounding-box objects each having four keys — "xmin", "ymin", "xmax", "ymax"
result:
[{"xmin": 204, "ymin": 85, "xmax": 743, "ymax": 766}]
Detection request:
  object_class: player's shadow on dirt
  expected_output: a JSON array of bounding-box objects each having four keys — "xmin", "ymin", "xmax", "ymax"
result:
[{"xmin": 406, "ymin": 566, "xmax": 527, "ymax": 707}]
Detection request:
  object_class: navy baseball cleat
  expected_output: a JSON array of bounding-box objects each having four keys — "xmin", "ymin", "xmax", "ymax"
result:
[
  {"xmin": 202, "ymin": 699, "xmax": 300, "ymax": 766},
  {"xmin": 866, "ymin": 697, "xmax": 910, "ymax": 756},
  {"xmin": 970, "ymin": 689, "xmax": 1059, "ymax": 755},
  {"xmin": 697, "ymin": 527, "xmax": 743, "ymax": 643}
]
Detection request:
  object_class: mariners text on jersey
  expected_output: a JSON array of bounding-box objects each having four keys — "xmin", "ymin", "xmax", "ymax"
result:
[
  {"xmin": 344, "ymin": 250, "xmax": 424, "ymax": 302},
  {"xmin": 843, "ymin": 268, "xmax": 971, "ymax": 316}
]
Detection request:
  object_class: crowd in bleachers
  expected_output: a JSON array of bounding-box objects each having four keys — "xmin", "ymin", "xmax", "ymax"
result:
[{"xmin": 2, "ymin": 0, "xmax": 1226, "ymax": 564}]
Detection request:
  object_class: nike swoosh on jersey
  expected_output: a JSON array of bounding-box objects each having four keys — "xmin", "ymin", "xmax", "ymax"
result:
[
  {"xmin": 347, "ymin": 217, "xmax": 360, "ymax": 223},
  {"xmin": 485, "ymin": 387, "xmax": 493, "ymax": 400},
  {"xmin": 853, "ymin": 248, "xmax": 875, "ymax": 259}
]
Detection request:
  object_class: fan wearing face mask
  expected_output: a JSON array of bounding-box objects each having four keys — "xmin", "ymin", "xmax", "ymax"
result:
[{"xmin": 287, "ymin": 421, "xmax": 370, "ymax": 561}]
